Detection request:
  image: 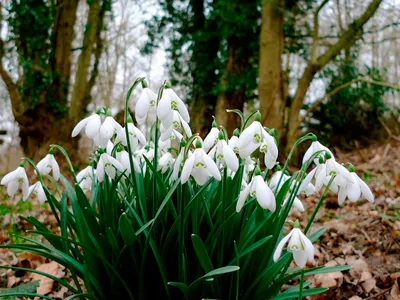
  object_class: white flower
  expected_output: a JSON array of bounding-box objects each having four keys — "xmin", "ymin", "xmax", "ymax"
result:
[
  {"xmin": 160, "ymin": 111, "xmax": 192, "ymax": 139},
  {"xmin": 269, "ymin": 171, "xmax": 290, "ymax": 193},
  {"xmin": 282, "ymin": 196, "xmax": 305, "ymax": 212},
  {"xmin": 116, "ymin": 123, "xmax": 147, "ymax": 150},
  {"xmin": 37, "ymin": 153, "xmax": 60, "ymax": 181},
  {"xmin": 238, "ymin": 121, "xmax": 278, "ymax": 169},
  {"xmin": 228, "ymin": 135, "xmax": 239, "ymax": 154},
  {"xmin": 236, "ymin": 175, "xmax": 276, "ymax": 212},
  {"xmin": 77, "ymin": 166, "xmax": 95, "ymax": 192},
  {"xmin": 158, "ymin": 138, "xmax": 171, "ymax": 153},
  {"xmin": 338, "ymin": 171, "xmax": 374, "ymax": 205},
  {"xmin": 171, "ymin": 149, "xmax": 185, "ymax": 181},
  {"xmin": 157, "ymin": 88, "xmax": 190, "ymax": 126},
  {"xmin": 203, "ymin": 127, "xmax": 219, "ymax": 153},
  {"xmin": 99, "ymin": 116, "xmax": 123, "ymax": 142},
  {"xmin": 116, "ymin": 150, "xmax": 141, "ymax": 175},
  {"xmin": 135, "ymin": 87, "xmax": 157, "ymax": 125},
  {"xmin": 208, "ymin": 139, "xmax": 238, "ymax": 172},
  {"xmin": 326, "ymin": 157, "xmax": 354, "ymax": 186},
  {"xmin": 273, "ymin": 227, "xmax": 314, "ymax": 268},
  {"xmin": 158, "ymin": 152, "xmax": 175, "ymax": 174},
  {"xmin": 1, "ymin": 165, "xmax": 29, "ymax": 199},
  {"xmin": 302, "ymin": 141, "xmax": 333, "ymax": 165},
  {"xmin": 96, "ymin": 152, "xmax": 125, "ymax": 182},
  {"xmin": 72, "ymin": 113, "xmax": 102, "ymax": 138},
  {"xmin": 181, "ymin": 147, "xmax": 221, "ymax": 185},
  {"xmin": 26, "ymin": 182, "xmax": 47, "ymax": 203},
  {"xmin": 160, "ymin": 123, "xmax": 183, "ymax": 142}
]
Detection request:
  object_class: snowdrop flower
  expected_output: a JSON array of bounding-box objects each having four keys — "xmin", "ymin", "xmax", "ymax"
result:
[
  {"xmin": 160, "ymin": 123, "xmax": 183, "ymax": 142},
  {"xmin": 203, "ymin": 120, "xmax": 219, "ymax": 153},
  {"xmin": 238, "ymin": 115, "xmax": 278, "ymax": 169},
  {"xmin": 1, "ymin": 163, "xmax": 29, "ymax": 199},
  {"xmin": 236, "ymin": 168, "xmax": 276, "ymax": 213},
  {"xmin": 282, "ymin": 196, "xmax": 305, "ymax": 212},
  {"xmin": 157, "ymin": 88, "xmax": 190, "ymax": 126},
  {"xmin": 161, "ymin": 110, "xmax": 192, "ymax": 138},
  {"xmin": 325, "ymin": 155, "xmax": 353, "ymax": 186},
  {"xmin": 228, "ymin": 129, "xmax": 240, "ymax": 154},
  {"xmin": 269, "ymin": 170, "xmax": 290, "ymax": 193},
  {"xmin": 72, "ymin": 112, "xmax": 102, "ymax": 139},
  {"xmin": 116, "ymin": 121, "xmax": 147, "ymax": 150},
  {"xmin": 181, "ymin": 141, "xmax": 221, "ymax": 185},
  {"xmin": 116, "ymin": 149, "xmax": 141, "ymax": 175},
  {"xmin": 135, "ymin": 86, "xmax": 157, "ymax": 125},
  {"xmin": 208, "ymin": 132, "xmax": 239, "ymax": 172},
  {"xmin": 77, "ymin": 166, "xmax": 95, "ymax": 192},
  {"xmin": 158, "ymin": 138, "xmax": 171, "ymax": 153},
  {"xmin": 171, "ymin": 148, "xmax": 185, "ymax": 181},
  {"xmin": 158, "ymin": 151, "xmax": 175, "ymax": 174},
  {"xmin": 302, "ymin": 140, "xmax": 333, "ymax": 166},
  {"xmin": 36, "ymin": 150, "xmax": 60, "ymax": 181},
  {"xmin": 99, "ymin": 115, "xmax": 123, "ymax": 142},
  {"xmin": 337, "ymin": 166, "xmax": 374, "ymax": 205},
  {"xmin": 26, "ymin": 182, "xmax": 47, "ymax": 204},
  {"xmin": 96, "ymin": 151, "xmax": 125, "ymax": 182},
  {"xmin": 273, "ymin": 225, "xmax": 314, "ymax": 268}
]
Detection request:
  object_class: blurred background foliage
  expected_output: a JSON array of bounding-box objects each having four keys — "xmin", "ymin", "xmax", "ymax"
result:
[{"xmin": 0, "ymin": 0, "xmax": 399, "ymax": 168}]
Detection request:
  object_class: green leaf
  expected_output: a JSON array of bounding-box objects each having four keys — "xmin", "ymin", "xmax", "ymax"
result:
[
  {"xmin": 308, "ymin": 227, "xmax": 326, "ymax": 242},
  {"xmin": 199, "ymin": 266, "xmax": 240, "ymax": 281},
  {"xmin": 272, "ymin": 287, "xmax": 329, "ymax": 300},
  {"xmin": 119, "ymin": 213, "xmax": 137, "ymax": 246},
  {"xmin": 191, "ymin": 234, "xmax": 214, "ymax": 273},
  {"xmin": 239, "ymin": 236, "xmax": 272, "ymax": 259},
  {"xmin": 0, "ymin": 281, "xmax": 40, "ymax": 299},
  {"xmin": 167, "ymin": 282, "xmax": 189, "ymax": 296}
]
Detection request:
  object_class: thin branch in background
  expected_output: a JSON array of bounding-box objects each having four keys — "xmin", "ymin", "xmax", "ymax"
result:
[{"xmin": 301, "ymin": 76, "xmax": 400, "ymax": 124}]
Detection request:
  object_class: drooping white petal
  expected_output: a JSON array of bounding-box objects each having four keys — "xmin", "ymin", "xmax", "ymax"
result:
[
  {"xmin": 37, "ymin": 154, "xmax": 51, "ymax": 175},
  {"xmin": 254, "ymin": 176, "xmax": 275, "ymax": 212},
  {"xmin": 107, "ymin": 155, "xmax": 125, "ymax": 173},
  {"xmin": 299, "ymin": 232, "xmax": 314, "ymax": 262},
  {"xmin": 273, "ymin": 230, "xmax": 294, "ymax": 262},
  {"xmin": 203, "ymin": 128, "xmax": 219, "ymax": 153},
  {"xmin": 1, "ymin": 168, "xmax": 19, "ymax": 185},
  {"xmin": 96, "ymin": 157, "xmax": 105, "ymax": 182},
  {"xmin": 72, "ymin": 117, "xmax": 89, "ymax": 137},
  {"xmin": 293, "ymin": 249, "xmax": 308, "ymax": 268},
  {"xmin": 105, "ymin": 163, "xmax": 116, "ymax": 179},
  {"xmin": 191, "ymin": 167, "xmax": 209, "ymax": 185},
  {"xmin": 347, "ymin": 173, "xmax": 361, "ymax": 202},
  {"xmin": 157, "ymin": 95, "xmax": 171, "ymax": 122},
  {"xmin": 85, "ymin": 114, "xmax": 102, "ymax": 138},
  {"xmin": 202, "ymin": 152, "xmax": 221, "ymax": 181},
  {"xmin": 222, "ymin": 141, "xmax": 238, "ymax": 172},
  {"xmin": 357, "ymin": 176, "xmax": 374, "ymax": 203},
  {"xmin": 7, "ymin": 180, "xmax": 19, "ymax": 196},
  {"xmin": 236, "ymin": 183, "xmax": 252, "ymax": 212},
  {"xmin": 50, "ymin": 155, "xmax": 60, "ymax": 181},
  {"xmin": 292, "ymin": 197, "xmax": 305, "ymax": 212},
  {"xmin": 338, "ymin": 185, "xmax": 347, "ymax": 205},
  {"xmin": 181, "ymin": 154, "xmax": 196, "ymax": 184}
]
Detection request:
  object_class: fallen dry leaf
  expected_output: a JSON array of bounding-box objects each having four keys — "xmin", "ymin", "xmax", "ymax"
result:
[{"xmin": 31, "ymin": 261, "xmax": 65, "ymax": 295}]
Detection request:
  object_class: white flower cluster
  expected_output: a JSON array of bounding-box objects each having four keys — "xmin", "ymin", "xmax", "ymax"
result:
[{"xmin": 1, "ymin": 82, "xmax": 375, "ymax": 269}]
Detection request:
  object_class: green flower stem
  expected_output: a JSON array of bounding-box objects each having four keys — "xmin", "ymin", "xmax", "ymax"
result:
[
  {"xmin": 298, "ymin": 269, "xmax": 305, "ymax": 300},
  {"xmin": 124, "ymin": 77, "xmax": 145, "ymax": 199},
  {"xmin": 304, "ymin": 174, "xmax": 336, "ymax": 234},
  {"xmin": 275, "ymin": 133, "xmax": 315, "ymax": 193}
]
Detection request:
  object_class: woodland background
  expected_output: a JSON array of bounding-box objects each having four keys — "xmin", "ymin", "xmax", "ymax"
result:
[{"xmin": 0, "ymin": 0, "xmax": 399, "ymax": 299}]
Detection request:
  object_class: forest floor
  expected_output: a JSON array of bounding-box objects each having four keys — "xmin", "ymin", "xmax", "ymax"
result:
[{"xmin": 0, "ymin": 140, "xmax": 399, "ymax": 299}]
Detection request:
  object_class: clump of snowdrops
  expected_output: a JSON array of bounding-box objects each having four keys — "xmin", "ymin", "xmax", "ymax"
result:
[{"xmin": 0, "ymin": 78, "xmax": 374, "ymax": 299}]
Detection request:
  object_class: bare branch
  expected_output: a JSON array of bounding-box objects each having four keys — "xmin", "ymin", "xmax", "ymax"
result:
[
  {"xmin": 311, "ymin": 0, "xmax": 330, "ymax": 63},
  {"xmin": 300, "ymin": 76, "xmax": 400, "ymax": 123}
]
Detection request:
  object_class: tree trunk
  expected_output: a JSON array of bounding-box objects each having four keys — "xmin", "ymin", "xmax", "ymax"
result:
[
  {"xmin": 69, "ymin": 0, "xmax": 102, "ymax": 122},
  {"xmin": 258, "ymin": 0, "xmax": 285, "ymax": 132},
  {"xmin": 215, "ymin": 41, "xmax": 246, "ymax": 135},
  {"xmin": 15, "ymin": 106, "xmax": 77, "ymax": 161}
]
